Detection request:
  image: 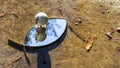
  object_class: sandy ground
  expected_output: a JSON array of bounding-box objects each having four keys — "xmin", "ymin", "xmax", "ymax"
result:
[{"xmin": 0, "ymin": 0, "xmax": 120, "ymax": 68}]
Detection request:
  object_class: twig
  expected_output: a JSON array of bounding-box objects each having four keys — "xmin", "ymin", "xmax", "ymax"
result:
[
  {"xmin": 8, "ymin": 12, "xmax": 19, "ymax": 18},
  {"xmin": 0, "ymin": 11, "xmax": 19, "ymax": 18},
  {"xmin": 6, "ymin": 56, "xmax": 22, "ymax": 68},
  {"xmin": 68, "ymin": 25, "xmax": 86, "ymax": 41}
]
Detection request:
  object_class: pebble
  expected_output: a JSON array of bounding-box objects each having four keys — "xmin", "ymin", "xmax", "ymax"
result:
[
  {"xmin": 106, "ymin": 32, "xmax": 112, "ymax": 39},
  {"xmin": 75, "ymin": 18, "xmax": 82, "ymax": 25},
  {"xmin": 116, "ymin": 27, "xmax": 120, "ymax": 33},
  {"xmin": 106, "ymin": 31, "xmax": 114, "ymax": 39},
  {"xmin": 116, "ymin": 47, "xmax": 120, "ymax": 51},
  {"xmin": 77, "ymin": 18, "xmax": 82, "ymax": 23},
  {"xmin": 75, "ymin": 22, "xmax": 79, "ymax": 25}
]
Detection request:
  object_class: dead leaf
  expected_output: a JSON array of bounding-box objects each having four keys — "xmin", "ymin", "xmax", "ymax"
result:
[{"xmin": 86, "ymin": 33, "xmax": 96, "ymax": 51}]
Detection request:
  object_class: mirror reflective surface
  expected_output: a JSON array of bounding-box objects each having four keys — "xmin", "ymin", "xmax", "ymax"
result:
[{"xmin": 24, "ymin": 18, "xmax": 67, "ymax": 47}]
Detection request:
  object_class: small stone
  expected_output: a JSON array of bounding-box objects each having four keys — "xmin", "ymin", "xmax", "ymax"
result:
[
  {"xmin": 75, "ymin": 22, "xmax": 79, "ymax": 25},
  {"xmin": 77, "ymin": 18, "xmax": 82, "ymax": 23},
  {"xmin": 116, "ymin": 47, "xmax": 120, "ymax": 51},
  {"xmin": 106, "ymin": 31, "xmax": 114, "ymax": 40},
  {"xmin": 115, "ymin": 38, "xmax": 119, "ymax": 42},
  {"xmin": 116, "ymin": 27, "xmax": 120, "ymax": 33}
]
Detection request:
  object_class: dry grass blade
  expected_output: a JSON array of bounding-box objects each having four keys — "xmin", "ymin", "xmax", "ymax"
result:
[
  {"xmin": 6, "ymin": 56, "xmax": 22, "ymax": 68},
  {"xmin": 8, "ymin": 12, "xmax": 19, "ymax": 18},
  {"xmin": 0, "ymin": 10, "xmax": 19, "ymax": 18},
  {"xmin": 68, "ymin": 25, "xmax": 86, "ymax": 41}
]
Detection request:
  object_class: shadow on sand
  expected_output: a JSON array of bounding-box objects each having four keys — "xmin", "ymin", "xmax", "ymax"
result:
[{"xmin": 8, "ymin": 28, "xmax": 67, "ymax": 68}]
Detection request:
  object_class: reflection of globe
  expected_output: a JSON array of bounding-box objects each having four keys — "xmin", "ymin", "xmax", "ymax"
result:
[{"xmin": 35, "ymin": 32, "xmax": 46, "ymax": 42}]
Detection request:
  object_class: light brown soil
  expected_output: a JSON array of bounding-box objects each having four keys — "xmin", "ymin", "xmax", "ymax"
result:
[{"xmin": 0, "ymin": 0, "xmax": 120, "ymax": 68}]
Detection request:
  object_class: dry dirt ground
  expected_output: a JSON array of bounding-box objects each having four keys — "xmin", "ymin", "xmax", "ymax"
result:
[{"xmin": 0, "ymin": 0, "xmax": 120, "ymax": 68}]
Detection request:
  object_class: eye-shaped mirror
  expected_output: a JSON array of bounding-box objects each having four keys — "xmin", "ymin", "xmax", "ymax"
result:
[{"xmin": 24, "ymin": 18, "xmax": 67, "ymax": 47}]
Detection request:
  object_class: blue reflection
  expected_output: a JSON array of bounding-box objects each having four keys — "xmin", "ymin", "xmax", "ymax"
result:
[
  {"xmin": 46, "ymin": 19, "xmax": 61, "ymax": 37},
  {"xmin": 24, "ymin": 18, "xmax": 66, "ymax": 47}
]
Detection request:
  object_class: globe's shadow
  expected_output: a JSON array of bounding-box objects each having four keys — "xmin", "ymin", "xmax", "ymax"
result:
[{"xmin": 8, "ymin": 27, "xmax": 67, "ymax": 68}]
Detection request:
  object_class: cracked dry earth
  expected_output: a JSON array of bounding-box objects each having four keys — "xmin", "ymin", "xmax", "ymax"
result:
[{"xmin": 0, "ymin": 0, "xmax": 120, "ymax": 68}]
